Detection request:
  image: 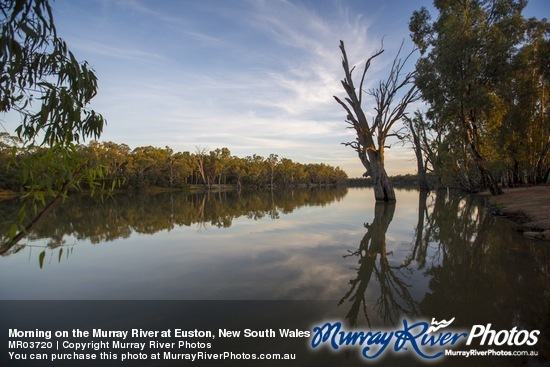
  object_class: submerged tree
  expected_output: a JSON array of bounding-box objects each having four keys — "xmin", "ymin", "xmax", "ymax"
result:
[
  {"xmin": 335, "ymin": 40, "xmax": 419, "ymax": 201},
  {"xmin": 0, "ymin": 0, "xmax": 106, "ymax": 251}
]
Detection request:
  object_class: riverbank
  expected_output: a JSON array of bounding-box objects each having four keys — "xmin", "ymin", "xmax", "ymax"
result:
[{"xmin": 488, "ymin": 185, "xmax": 550, "ymax": 241}]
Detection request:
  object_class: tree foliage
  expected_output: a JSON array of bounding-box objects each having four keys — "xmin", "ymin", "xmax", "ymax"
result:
[
  {"xmin": 1, "ymin": 0, "xmax": 104, "ymax": 144},
  {"xmin": 409, "ymin": 0, "xmax": 549, "ymax": 192},
  {"xmin": 0, "ymin": 141, "xmax": 348, "ymax": 194},
  {"xmin": 1, "ymin": 0, "xmax": 106, "ymax": 250}
]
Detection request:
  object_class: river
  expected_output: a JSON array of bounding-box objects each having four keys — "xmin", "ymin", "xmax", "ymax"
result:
[{"xmin": 0, "ymin": 188, "xmax": 548, "ymax": 365}]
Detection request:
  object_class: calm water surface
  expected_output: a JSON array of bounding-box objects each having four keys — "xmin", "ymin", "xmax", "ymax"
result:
[{"xmin": 0, "ymin": 188, "xmax": 548, "ymax": 352}]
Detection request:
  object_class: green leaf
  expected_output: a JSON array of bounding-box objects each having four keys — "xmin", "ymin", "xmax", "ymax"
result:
[
  {"xmin": 8, "ymin": 224, "xmax": 18, "ymax": 242},
  {"xmin": 11, "ymin": 0, "xmax": 26, "ymax": 22},
  {"xmin": 38, "ymin": 250, "xmax": 45, "ymax": 269},
  {"xmin": 19, "ymin": 22, "xmax": 38, "ymax": 39}
]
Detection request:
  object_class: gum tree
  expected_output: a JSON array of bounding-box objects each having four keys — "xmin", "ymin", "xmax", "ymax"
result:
[
  {"xmin": 335, "ymin": 40, "xmax": 419, "ymax": 201},
  {"xmin": 408, "ymin": 0, "xmax": 530, "ymax": 195},
  {"xmin": 1, "ymin": 0, "xmax": 106, "ymax": 251}
]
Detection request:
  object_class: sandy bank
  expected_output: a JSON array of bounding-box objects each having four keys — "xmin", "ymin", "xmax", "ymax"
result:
[{"xmin": 489, "ymin": 185, "xmax": 550, "ymax": 241}]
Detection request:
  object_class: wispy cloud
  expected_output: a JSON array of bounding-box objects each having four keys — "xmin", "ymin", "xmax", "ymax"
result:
[
  {"xmin": 50, "ymin": 0, "xmax": 418, "ymax": 177},
  {"xmin": 71, "ymin": 40, "xmax": 166, "ymax": 62}
]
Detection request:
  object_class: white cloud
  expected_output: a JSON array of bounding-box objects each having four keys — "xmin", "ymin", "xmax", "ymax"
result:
[{"xmin": 46, "ymin": 0, "xmax": 419, "ymax": 176}]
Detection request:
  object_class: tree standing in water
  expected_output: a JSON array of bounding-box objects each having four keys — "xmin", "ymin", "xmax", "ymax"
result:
[{"xmin": 335, "ymin": 40, "xmax": 419, "ymax": 201}]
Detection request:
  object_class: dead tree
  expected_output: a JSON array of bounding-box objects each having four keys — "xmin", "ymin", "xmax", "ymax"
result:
[{"xmin": 335, "ymin": 40, "xmax": 419, "ymax": 201}]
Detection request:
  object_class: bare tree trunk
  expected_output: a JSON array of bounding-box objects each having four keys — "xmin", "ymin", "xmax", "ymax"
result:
[
  {"xmin": 335, "ymin": 40, "xmax": 418, "ymax": 202},
  {"xmin": 357, "ymin": 145, "xmax": 396, "ymax": 201},
  {"xmin": 194, "ymin": 147, "xmax": 208, "ymax": 188},
  {"xmin": 369, "ymin": 153, "xmax": 396, "ymax": 202}
]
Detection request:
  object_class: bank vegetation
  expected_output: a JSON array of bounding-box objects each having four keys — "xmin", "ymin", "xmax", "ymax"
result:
[{"xmin": 0, "ymin": 137, "xmax": 347, "ymax": 194}]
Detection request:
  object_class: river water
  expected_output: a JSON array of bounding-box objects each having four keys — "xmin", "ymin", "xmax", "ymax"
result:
[{"xmin": 0, "ymin": 188, "xmax": 548, "ymax": 365}]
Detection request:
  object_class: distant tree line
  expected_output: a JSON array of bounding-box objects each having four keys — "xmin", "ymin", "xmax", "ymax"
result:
[
  {"xmin": 0, "ymin": 136, "xmax": 348, "ymax": 193},
  {"xmin": 0, "ymin": 0, "xmax": 347, "ymax": 249},
  {"xmin": 347, "ymin": 173, "xmax": 440, "ymax": 189}
]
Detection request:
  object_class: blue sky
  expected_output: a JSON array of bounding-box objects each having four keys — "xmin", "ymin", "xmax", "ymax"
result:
[{"xmin": 5, "ymin": 0, "xmax": 549, "ymax": 177}]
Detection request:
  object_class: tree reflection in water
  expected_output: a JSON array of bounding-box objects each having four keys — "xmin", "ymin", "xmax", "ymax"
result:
[
  {"xmin": 339, "ymin": 189, "xmax": 549, "ymax": 364},
  {"xmin": 0, "ymin": 187, "xmax": 347, "ymax": 256},
  {"xmin": 1, "ymin": 187, "xmax": 548, "ymax": 363},
  {"xmin": 340, "ymin": 201, "xmax": 418, "ymax": 327}
]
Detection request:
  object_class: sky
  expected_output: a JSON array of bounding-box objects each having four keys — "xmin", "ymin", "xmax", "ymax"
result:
[{"xmin": 3, "ymin": 0, "xmax": 549, "ymax": 177}]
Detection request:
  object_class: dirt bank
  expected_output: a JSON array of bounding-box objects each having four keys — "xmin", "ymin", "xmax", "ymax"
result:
[{"xmin": 489, "ymin": 185, "xmax": 550, "ymax": 240}]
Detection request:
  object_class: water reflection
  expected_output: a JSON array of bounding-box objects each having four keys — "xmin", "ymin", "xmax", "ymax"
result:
[
  {"xmin": 0, "ymin": 188, "xmax": 548, "ymax": 361},
  {"xmin": 340, "ymin": 201, "xmax": 418, "ymax": 327},
  {"xmin": 418, "ymin": 191, "xmax": 549, "ymax": 333},
  {"xmin": 0, "ymin": 187, "xmax": 347, "ymax": 255},
  {"xmin": 338, "ymin": 190, "xmax": 549, "ymax": 364}
]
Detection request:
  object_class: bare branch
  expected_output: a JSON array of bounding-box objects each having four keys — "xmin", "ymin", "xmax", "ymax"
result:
[
  {"xmin": 335, "ymin": 39, "xmax": 417, "ymax": 201},
  {"xmin": 359, "ymin": 39, "xmax": 384, "ymax": 105}
]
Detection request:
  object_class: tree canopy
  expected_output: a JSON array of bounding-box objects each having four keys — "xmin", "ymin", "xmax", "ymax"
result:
[
  {"xmin": 409, "ymin": 0, "xmax": 549, "ymax": 191},
  {"xmin": 0, "ymin": 141, "xmax": 348, "ymax": 194}
]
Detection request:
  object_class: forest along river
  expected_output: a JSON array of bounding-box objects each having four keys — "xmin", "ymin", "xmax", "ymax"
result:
[{"xmin": 0, "ymin": 188, "xmax": 548, "ymax": 348}]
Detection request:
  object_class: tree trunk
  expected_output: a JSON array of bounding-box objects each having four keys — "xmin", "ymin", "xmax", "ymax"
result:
[
  {"xmin": 406, "ymin": 116, "xmax": 430, "ymax": 190},
  {"xmin": 364, "ymin": 150, "xmax": 396, "ymax": 201},
  {"xmin": 460, "ymin": 112, "xmax": 503, "ymax": 195},
  {"xmin": 335, "ymin": 40, "xmax": 418, "ymax": 204},
  {"xmin": 374, "ymin": 168, "xmax": 396, "ymax": 202},
  {"xmin": 543, "ymin": 167, "xmax": 550, "ymax": 184},
  {"xmin": 466, "ymin": 139, "xmax": 502, "ymax": 195}
]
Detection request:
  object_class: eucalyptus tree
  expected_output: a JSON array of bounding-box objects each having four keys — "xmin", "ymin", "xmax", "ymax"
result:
[
  {"xmin": 277, "ymin": 158, "xmax": 295, "ymax": 187},
  {"xmin": 497, "ymin": 18, "xmax": 549, "ymax": 185},
  {"xmin": 171, "ymin": 151, "xmax": 194, "ymax": 188},
  {"xmin": 228, "ymin": 155, "xmax": 246, "ymax": 190},
  {"xmin": 244, "ymin": 154, "xmax": 266, "ymax": 188},
  {"xmin": 265, "ymin": 153, "xmax": 279, "ymax": 188},
  {"xmin": 83, "ymin": 141, "xmax": 130, "ymax": 188},
  {"xmin": 212, "ymin": 147, "xmax": 231, "ymax": 185},
  {"xmin": 335, "ymin": 40, "xmax": 419, "ymax": 201},
  {"xmin": 126, "ymin": 146, "xmax": 166, "ymax": 189},
  {"xmin": 194, "ymin": 146, "xmax": 209, "ymax": 187},
  {"xmin": 408, "ymin": 0, "xmax": 531, "ymax": 195},
  {"xmin": 0, "ymin": 133, "xmax": 21, "ymax": 191},
  {"xmin": 403, "ymin": 110, "xmax": 480, "ymax": 190},
  {"xmin": 1, "ymin": 0, "xmax": 106, "ymax": 250}
]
